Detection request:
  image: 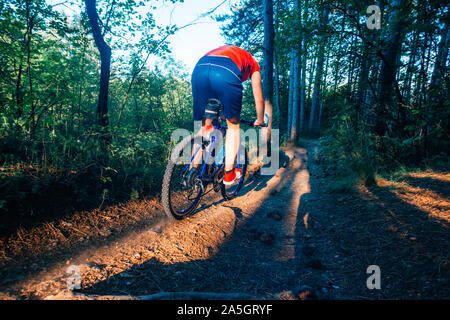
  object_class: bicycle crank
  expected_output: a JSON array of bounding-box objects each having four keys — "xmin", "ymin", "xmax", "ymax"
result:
[{"xmin": 213, "ymin": 168, "xmax": 224, "ymax": 192}]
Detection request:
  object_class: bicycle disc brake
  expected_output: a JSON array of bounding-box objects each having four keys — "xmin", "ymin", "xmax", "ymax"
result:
[{"xmin": 183, "ymin": 167, "xmax": 199, "ymax": 189}]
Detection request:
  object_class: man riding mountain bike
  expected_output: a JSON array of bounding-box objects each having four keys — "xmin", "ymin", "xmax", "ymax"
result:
[{"xmin": 191, "ymin": 45, "xmax": 265, "ymax": 185}]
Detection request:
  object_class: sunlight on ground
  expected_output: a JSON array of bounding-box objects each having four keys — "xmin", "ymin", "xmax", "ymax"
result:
[
  {"xmin": 273, "ymin": 149, "xmax": 310, "ymax": 262},
  {"xmin": 377, "ymin": 177, "xmax": 450, "ymax": 226},
  {"xmin": 303, "ymin": 213, "xmax": 309, "ymax": 229},
  {"xmin": 407, "ymin": 172, "xmax": 450, "ymax": 183}
]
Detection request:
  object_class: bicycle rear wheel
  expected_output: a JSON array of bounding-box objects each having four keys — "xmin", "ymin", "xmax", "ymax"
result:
[{"xmin": 162, "ymin": 133, "xmax": 205, "ymax": 220}]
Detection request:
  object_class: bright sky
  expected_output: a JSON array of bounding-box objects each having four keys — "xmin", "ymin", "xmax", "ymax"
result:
[
  {"xmin": 154, "ymin": 0, "xmax": 237, "ymax": 72},
  {"xmin": 48, "ymin": 0, "xmax": 238, "ymax": 73}
]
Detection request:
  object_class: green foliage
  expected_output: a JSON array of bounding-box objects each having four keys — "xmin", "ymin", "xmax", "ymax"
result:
[
  {"xmin": 0, "ymin": 0, "xmax": 448, "ymax": 224},
  {"xmin": 318, "ymin": 123, "xmax": 378, "ymax": 193},
  {"xmin": 0, "ymin": 0, "xmax": 194, "ymax": 221}
]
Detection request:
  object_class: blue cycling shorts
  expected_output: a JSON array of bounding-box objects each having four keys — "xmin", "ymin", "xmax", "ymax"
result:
[{"xmin": 191, "ymin": 55, "xmax": 243, "ymax": 121}]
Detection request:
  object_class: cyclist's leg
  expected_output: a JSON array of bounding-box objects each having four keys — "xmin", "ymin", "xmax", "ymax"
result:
[
  {"xmin": 225, "ymin": 115, "xmax": 240, "ymax": 172},
  {"xmin": 208, "ymin": 56, "xmax": 243, "ymax": 174},
  {"xmin": 191, "ymin": 60, "xmax": 216, "ymax": 169},
  {"xmin": 220, "ymin": 81, "xmax": 243, "ymax": 173}
]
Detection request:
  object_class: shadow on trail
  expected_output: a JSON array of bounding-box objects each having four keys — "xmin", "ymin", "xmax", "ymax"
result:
[
  {"xmin": 292, "ymin": 158, "xmax": 450, "ymax": 298},
  {"xmin": 362, "ymin": 183, "xmax": 449, "ymax": 297}
]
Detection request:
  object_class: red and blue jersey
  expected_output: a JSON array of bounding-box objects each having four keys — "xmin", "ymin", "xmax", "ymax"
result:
[{"xmin": 205, "ymin": 45, "xmax": 261, "ymax": 82}]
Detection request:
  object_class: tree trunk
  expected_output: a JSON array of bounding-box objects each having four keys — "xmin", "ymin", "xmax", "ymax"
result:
[
  {"xmin": 290, "ymin": 0, "xmax": 302, "ymax": 142},
  {"xmin": 426, "ymin": 13, "xmax": 449, "ymax": 156},
  {"xmin": 299, "ymin": 0, "xmax": 309, "ymax": 135},
  {"xmin": 290, "ymin": 49, "xmax": 300, "ymax": 141},
  {"xmin": 15, "ymin": 61, "xmax": 23, "ymax": 119},
  {"xmin": 375, "ymin": 0, "xmax": 409, "ymax": 137},
  {"xmin": 318, "ymin": 48, "xmax": 329, "ymax": 129},
  {"xmin": 25, "ymin": 0, "xmax": 35, "ymax": 138},
  {"xmin": 273, "ymin": 0, "xmax": 281, "ymax": 129},
  {"xmin": 274, "ymin": 51, "xmax": 281, "ymax": 129},
  {"xmin": 307, "ymin": 54, "xmax": 316, "ymax": 102},
  {"xmin": 85, "ymin": 0, "xmax": 112, "ymax": 139},
  {"xmin": 287, "ymin": 49, "xmax": 295, "ymax": 135},
  {"xmin": 428, "ymin": 14, "xmax": 449, "ymax": 101},
  {"xmin": 308, "ymin": 7, "xmax": 329, "ymax": 133},
  {"xmin": 262, "ymin": 0, "xmax": 274, "ymax": 155},
  {"xmin": 403, "ymin": 30, "xmax": 419, "ymax": 104},
  {"xmin": 299, "ymin": 36, "xmax": 307, "ymax": 134}
]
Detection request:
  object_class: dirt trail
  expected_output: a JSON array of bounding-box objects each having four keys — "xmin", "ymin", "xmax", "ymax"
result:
[{"xmin": 0, "ymin": 142, "xmax": 449, "ymax": 299}]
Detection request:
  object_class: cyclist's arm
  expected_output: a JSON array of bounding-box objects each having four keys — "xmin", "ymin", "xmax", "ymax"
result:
[{"xmin": 251, "ymin": 71, "xmax": 265, "ymax": 124}]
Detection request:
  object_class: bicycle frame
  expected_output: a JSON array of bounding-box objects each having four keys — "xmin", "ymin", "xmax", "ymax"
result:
[
  {"xmin": 181, "ymin": 119, "xmax": 247, "ymax": 189},
  {"xmin": 180, "ymin": 123, "xmax": 225, "ymax": 186}
]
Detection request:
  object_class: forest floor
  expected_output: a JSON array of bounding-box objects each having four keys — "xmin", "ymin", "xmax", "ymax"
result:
[{"xmin": 0, "ymin": 141, "xmax": 448, "ymax": 300}]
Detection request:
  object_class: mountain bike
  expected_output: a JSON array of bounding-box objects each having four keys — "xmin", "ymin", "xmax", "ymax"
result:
[{"xmin": 161, "ymin": 98, "xmax": 268, "ymax": 220}]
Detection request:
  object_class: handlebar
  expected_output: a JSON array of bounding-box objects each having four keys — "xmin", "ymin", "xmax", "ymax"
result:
[{"xmin": 240, "ymin": 114, "xmax": 270, "ymax": 128}]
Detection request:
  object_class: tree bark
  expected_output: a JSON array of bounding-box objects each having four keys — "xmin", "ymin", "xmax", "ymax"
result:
[
  {"xmin": 85, "ymin": 0, "xmax": 112, "ymax": 138},
  {"xmin": 428, "ymin": 13, "xmax": 449, "ymax": 101},
  {"xmin": 307, "ymin": 54, "xmax": 316, "ymax": 102},
  {"xmin": 290, "ymin": 0, "xmax": 302, "ymax": 142},
  {"xmin": 318, "ymin": 48, "xmax": 329, "ymax": 129},
  {"xmin": 375, "ymin": 0, "xmax": 410, "ymax": 137},
  {"xmin": 299, "ymin": 0, "xmax": 308, "ymax": 135},
  {"xmin": 25, "ymin": 0, "xmax": 35, "ymax": 138},
  {"xmin": 290, "ymin": 49, "xmax": 300, "ymax": 141},
  {"xmin": 274, "ymin": 51, "xmax": 281, "ymax": 129},
  {"xmin": 273, "ymin": 0, "xmax": 281, "ymax": 129},
  {"xmin": 308, "ymin": 7, "xmax": 329, "ymax": 133},
  {"xmin": 262, "ymin": 0, "xmax": 274, "ymax": 155},
  {"xmin": 287, "ymin": 49, "xmax": 295, "ymax": 135}
]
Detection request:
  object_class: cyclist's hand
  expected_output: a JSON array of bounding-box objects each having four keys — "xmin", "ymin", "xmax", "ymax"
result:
[{"xmin": 253, "ymin": 119, "xmax": 265, "ymax": 127}]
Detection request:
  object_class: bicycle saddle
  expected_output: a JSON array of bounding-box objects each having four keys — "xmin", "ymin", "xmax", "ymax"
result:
[{"xmin": 204, "ymin": 99, "xmax": 223, "ymax": 121}]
